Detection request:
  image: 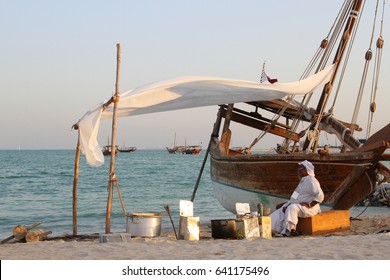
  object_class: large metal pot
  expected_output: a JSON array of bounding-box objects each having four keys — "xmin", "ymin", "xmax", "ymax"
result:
[{"xmin": 126, "ymin": 212, "xmax": 163, "ymax": 237}]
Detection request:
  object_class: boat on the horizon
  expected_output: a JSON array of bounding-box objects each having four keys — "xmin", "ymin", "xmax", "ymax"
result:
[
  {"xmin": 102, "ymin": 137, "xmax": 118, "ymax": 156},
  {"xmin": 166, "ymin": 134, "xmax": 202, "ymax": 154},
  {"xmin": 102, "ymin": 145, "xmax": 118, "ymax": 156},
  {"xmin": 166, "ymin": 145, "xmax": 202, "ymax": 155},
  {"xmin": 118, "ymin": 146, "xmax": 137, "ymax": 153}
]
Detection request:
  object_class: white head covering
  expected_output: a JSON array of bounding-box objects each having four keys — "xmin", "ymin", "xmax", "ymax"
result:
[{"xmin": 299, "ymin": 160, "xmax": 315, "ymax": 176}]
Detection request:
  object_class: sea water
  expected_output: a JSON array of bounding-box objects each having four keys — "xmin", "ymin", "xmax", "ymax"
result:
[
  {"xmin": 0, "ymin": 150, "xmax": 389, "ymax": 239},
  {"xmin": 0, "ymin": 150, "xmax": 233, "ymax": 238}
]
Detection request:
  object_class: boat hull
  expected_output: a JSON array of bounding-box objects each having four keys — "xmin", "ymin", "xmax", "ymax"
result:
[{"xmin": 210, "ymin": 139, "xmax": 381, "ymax": 213}]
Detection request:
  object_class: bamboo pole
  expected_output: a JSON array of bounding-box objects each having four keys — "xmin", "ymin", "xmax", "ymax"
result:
[
  {"xmin": 106, "ymin": 43, "xmax": 121, "ymax": 234},
  {"xmin": 72, "ymin": 131, "xmax": 81, "ymax": 236}
]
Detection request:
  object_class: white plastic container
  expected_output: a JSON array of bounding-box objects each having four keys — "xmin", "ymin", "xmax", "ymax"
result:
[{"xmin": 126, "ymin": 212, "xmax": 163, "ymax": 237}]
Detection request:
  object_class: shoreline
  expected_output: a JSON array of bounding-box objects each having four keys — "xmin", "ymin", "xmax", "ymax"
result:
[{"xmin": 0, "ymin": 215, "xmax": 389, "ymax": 260}]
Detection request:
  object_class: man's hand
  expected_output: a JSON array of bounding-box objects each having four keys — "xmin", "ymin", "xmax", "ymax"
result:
[{"xmin": 300, "ymin": 202, "xmax": 310, "ymax": 208}]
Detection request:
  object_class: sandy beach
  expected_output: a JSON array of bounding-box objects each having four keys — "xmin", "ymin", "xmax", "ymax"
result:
[{"xmin": 0, "ymin": 215, "xmax": 389, "ymax": 260}]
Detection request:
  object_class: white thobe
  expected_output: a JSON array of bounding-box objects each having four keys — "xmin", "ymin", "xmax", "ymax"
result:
[{"xmin": 270, "ymin": 175, "xmax": 324, "ymax": 234}]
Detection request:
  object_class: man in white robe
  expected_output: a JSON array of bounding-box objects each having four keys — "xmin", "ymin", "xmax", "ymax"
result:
[{"xmin": 270, "ymin": 160, "xmax": 324, "ymax": 236}]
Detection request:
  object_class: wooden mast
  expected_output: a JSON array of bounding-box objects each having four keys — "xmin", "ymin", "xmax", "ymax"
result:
[
  {"xmin": 105, "ymin": 43, "xmax": 121, "ymax": 234},
  {"xmin": 303, "ymin": 0, "xmax": 364, "ymax": 151}
]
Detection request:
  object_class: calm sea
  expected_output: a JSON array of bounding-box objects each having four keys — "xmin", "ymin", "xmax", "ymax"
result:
[
  {"xmin": 0, "ymin": 149, "xmax": 234, "ymax": 239},
  {"xmin": 0, "ymin": 150, "xmax": 389, "ymax": 239}
]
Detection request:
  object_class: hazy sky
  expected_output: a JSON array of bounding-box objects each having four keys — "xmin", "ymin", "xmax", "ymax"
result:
[{"xmin": 1, "ymin": 0, "xmax": 389, "ymax": 150}]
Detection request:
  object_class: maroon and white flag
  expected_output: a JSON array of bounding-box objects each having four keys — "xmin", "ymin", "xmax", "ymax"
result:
[{"xmin": 261, "ymin": 71, "xmax": 278, "ymax": 84}]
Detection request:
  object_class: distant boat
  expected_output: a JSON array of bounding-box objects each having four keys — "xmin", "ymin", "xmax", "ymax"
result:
[
  {"xmin": 166, "ymin": 145, "xmax": 202, "ymax": 155},
  {"xmin": 102, "ymin": 136, "xmax": 118, "ymax": 156},
  {"xmin": 166, "ymin": 134, "xmax": 202, "ymax": 154},
  {"xmin": 102, "ymin": 145, "xmax": 118, "ymax": 156},
  {"xmin": 118, "ymin": 146, "xmax": 137, "ymax": 153}
]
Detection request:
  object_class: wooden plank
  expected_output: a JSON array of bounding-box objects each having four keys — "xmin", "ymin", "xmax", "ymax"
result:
[{"xmin": 220, "ymin": 109, "xmax": 300, "ymax": 142}]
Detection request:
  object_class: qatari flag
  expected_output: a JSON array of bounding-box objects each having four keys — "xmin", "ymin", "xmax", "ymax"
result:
[{"xmin": 261, "ymin": 71, "xmax": 278, "ymax": 84}]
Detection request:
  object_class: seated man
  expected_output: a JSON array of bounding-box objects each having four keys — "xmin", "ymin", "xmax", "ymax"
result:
[{"xmin": 270, "ymin": 160, "xmax": 324, "ymax": 236}]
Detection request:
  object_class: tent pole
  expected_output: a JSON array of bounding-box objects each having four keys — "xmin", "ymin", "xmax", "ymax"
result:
[
  {"xmin": 72, "ymin": 129, "xmax": 81, "ymax": 236},
  {"xmin": 106, "ymin": 43, "xmax": 121, "ymax": 234}
]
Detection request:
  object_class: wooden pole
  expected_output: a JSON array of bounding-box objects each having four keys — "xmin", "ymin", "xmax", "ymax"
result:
[
  {"xmin": 106, "ymin": 43, "xmax": 121, "ymax": 234},
  {"xmin": 191, "ymin": 107, "xmax": 223, "ymax": 202},
  {"xmin": 72, "ymin": 131, "xmax": 81, "ymax": 236}
]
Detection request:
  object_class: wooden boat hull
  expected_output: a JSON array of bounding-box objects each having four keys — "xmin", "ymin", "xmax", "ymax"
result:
[{"xmin": 210, "ymin": 138, "xmax": 384, "ymax": 213}]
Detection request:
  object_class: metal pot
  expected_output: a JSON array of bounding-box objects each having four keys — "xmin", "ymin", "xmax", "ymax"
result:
[{"xmin": 126, "ymin": 212, "xmax": 163, "ymax": 237}]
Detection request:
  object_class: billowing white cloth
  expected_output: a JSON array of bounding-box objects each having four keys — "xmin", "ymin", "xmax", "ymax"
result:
[
  {"xmin": 271, "ymin": 175, "xmax": 324, "ymax": 234},
  {"xmin": 77, "ymin": 65, "xmax": 334, "ymax": 166}
]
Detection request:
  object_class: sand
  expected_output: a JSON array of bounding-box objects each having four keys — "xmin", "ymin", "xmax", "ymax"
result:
[{"xmin": 0, "ymin": 215, "xmax": 389, "ymax": 260}]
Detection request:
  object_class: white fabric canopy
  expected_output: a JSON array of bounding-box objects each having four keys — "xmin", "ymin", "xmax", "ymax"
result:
[{"xmin": 77, "ymin": 65, "xmax": 334, "ymax": 166}]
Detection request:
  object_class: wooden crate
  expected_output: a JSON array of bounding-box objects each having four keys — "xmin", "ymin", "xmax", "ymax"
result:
[{"xmin": 296, "ymin": 210, "xmax": 350, "ymax": 235}]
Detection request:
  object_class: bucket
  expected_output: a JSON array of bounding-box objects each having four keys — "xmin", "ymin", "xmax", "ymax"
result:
[{"xmin": 126, "ymin": 212, "xmax": 163, "ymax": 237}]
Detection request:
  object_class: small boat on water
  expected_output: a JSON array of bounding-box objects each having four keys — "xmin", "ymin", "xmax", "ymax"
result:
[
  {"xmin": 118, "ymin": 146, "xmax": 137, "ymax": 153},
  {"xmin": 166, "ymin": 134, "xmax": 202, "ymax": 154},
  {"xmin": 102, "ymin": 137, "xmax": 119, "ymax": 156},
  {"xmin": 166, "ymin": 145, "xmax": 202, "ymax": 154},
  {"xmin": 102, "ymin": 145, "xmax": 118, "ymax": 156}
]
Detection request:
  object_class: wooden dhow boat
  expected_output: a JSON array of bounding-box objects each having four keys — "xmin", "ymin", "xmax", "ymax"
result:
[
  {"xmin": 208, "ymin": 0, "xmax": 390, "ymax": 213},
  {"xmin": 74, "ymin": 0, "xmax": 390, "ymax": 221}
]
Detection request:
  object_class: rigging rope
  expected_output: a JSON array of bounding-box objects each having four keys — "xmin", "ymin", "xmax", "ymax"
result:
[
  {"xmin": 268, "ymin": 2, "xmax": 352, "ymax": 152},
  {"xmin": 350, "ymin": 0, "xmax": 380, "ymax": 135},
  {"xmin": 286, "ymin": 1, "xmax": 353, "ymax": 151},
  {"xmin": 366, "ymin": 0, "xmax": 386, "ymax": 138}
]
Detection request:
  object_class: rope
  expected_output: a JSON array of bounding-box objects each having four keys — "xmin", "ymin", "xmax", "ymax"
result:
[
  {"xmin": 289, "ymin": 1, "xmax": 353, "ymax": 150},
  {"xmin": 329, "ymin": 0, "xmax": 362, "ymax": 113},
  {"xmin": 350, "ymin": 0, "xmax": 380, "ymax": 135},
  {"xmin": 366, "ymin": 0, "xmax": 386, "ymax": 138}
]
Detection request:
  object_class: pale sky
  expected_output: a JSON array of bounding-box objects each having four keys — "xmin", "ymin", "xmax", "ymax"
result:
[{"xmin": 1, "ymin": 0, "xmax": 389, "ymax": 150}]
